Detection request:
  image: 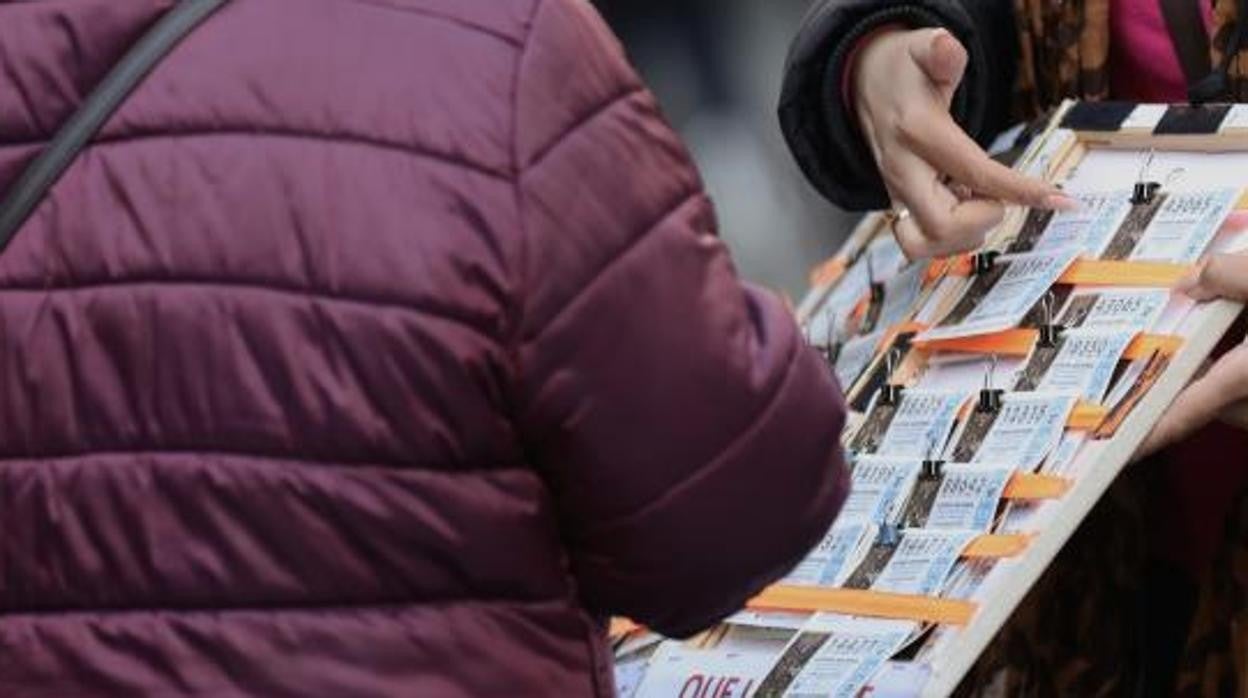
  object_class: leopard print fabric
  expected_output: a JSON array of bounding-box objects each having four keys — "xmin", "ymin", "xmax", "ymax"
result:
[
  {"xmin": 1175, "ymin": 491, "xmax": 1248, "ymax": 698},
  {"xmin": 1012, "ymin": 0, "xmax": 1248, "ymax": 117}
]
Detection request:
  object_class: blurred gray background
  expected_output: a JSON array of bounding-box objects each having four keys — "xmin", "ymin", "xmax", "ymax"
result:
[{"xmin": 592, "ymin": 0, "xmax": 859, "ymax": 299}]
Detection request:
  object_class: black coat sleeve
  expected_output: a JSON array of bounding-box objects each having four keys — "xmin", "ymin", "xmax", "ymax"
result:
[{"xmin": 779, "ymin": 0, "xmax": 1019, "ymax": 211}]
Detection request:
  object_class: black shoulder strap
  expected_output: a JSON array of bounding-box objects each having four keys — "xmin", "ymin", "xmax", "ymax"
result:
[{"xmin": 0, "ymin": 0, "xmax": 230, "ymax": 253}]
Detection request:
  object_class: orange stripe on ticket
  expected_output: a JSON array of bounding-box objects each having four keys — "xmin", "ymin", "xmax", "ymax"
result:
[
  {"xmin": 963, "ymin": 533, "xmax": 1031, "ymax": 559},
  {"xmin": 912, "ymin": 328, "xmax": 1039, "ymax": 357},
  {"xmin": 809, "ymin": 257, "xmax": 848, "ymax": 287},
  {"xmin": 748, "ymin": 586, "xmax": 976, "ymax": 626},
  {"xmin": 609, "ymin": 617, "xmax": 641, "ymax": 638},
  {"xmin": 1059, "ymin": 259, "xmax": 1193, "ymax": 287},
  {"xmin": 744, "ymin": 534, "xmax": 1028, "ymax": 624},
  {"xmin": 1124, "ymin": 334, "xmax": 1183, "ymax": 361},
  {"xmin": 911, "ymin": 331, "xmax": 1183, "ymax": 364},
  {"xmin": 875, "ymin": 321, "xmax": 931, "ymax": 352},
  {"xmin": 1004, "ymin": 472, "xmax": 1071, "ymax": 500},
  {"xmin": 924, "ymin": 255, "xmax": 973, "ymax": 283},
  {"xmin": 946, "ymin": 254, "xmax": 975, "ymax": 277},
  {"xmin": 851, "ymin": 294, "xmax": 870, "ymax": 322},
  {"xmin": 1068, "ymin": 401, "xmax": 1109, "ymax": 430}
]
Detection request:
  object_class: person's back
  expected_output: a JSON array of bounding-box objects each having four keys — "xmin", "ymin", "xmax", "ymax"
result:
[{"xmin": 0, "ymin": 1, "xmax": 849, "ymax": 695}]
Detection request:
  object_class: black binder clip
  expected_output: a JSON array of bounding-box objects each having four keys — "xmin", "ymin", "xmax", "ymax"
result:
[
  {"xmin": 1130, "ymin": 150, "xmax": 1161, "ymax": 205},
  {"xmin": 878, "ymin": 349, "xmax": 905, "ymax": 406},
  {"xmin": 976, "ymin": 389, "xmax": 1004, "ymax": 414},
  {"xmin": 920, "ymin": 435, "xmax": 945, "ymax": 479},
  {"xmin": 973, "ymin": 354, "xmax": 1003, "ymax": 414},
  {"xmin": 976, "ymin": 354, "xmax": 1004, "ymax": 414},
  {"xmin": 880, "ymin": 383, "xmax": 904, "ymax": 407},
  {"xmin": 972, "ymin": 250, "xmax": 1000, "ymax": 275},
  {"xmin": 1037, "ymin": 291, "xmax": 1065, "ymax": 349},
  {"xmin": 921, "ymin": 458, "xmax": 945, "ymax": 480},
  {"xmin": 876, "ymin": 522, "xmax": 902, "ymax": 548},
  {"xmin": 1038, "ymin": 323, "xmax": 1064, "ymax": 348},
  {"xmin": 1131, "ymin": 181, "xmax": 1161, "ymax": 205},
  {"xmin": 867, "ymin": 253, "xmax": 886, "ymax": 304}
]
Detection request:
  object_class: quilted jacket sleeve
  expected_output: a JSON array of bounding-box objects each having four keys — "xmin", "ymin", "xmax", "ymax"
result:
[
  {"xmin": 511, "ymin": 0, "xmax": 850, "ymax": 639},
  {"xmin": 779, "ymin": 0, "xmax": 1018, "ymax": 211}
]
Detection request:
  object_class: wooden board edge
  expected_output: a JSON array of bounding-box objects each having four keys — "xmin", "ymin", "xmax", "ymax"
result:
[{"xmin": 920, "ymin": 297, "xmax": 1244, "ymax": 697}]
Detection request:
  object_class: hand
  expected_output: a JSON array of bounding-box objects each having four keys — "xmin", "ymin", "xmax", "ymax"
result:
[
  {"xmin": 1137, "ymin": 254, "xmax": 1248, "ymax": 458},
  {"xmin": 853, "ymin": 28, "xmax": 1073, "ymax": 258}
]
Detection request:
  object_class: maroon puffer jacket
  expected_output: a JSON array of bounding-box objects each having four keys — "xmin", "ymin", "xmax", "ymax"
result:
[{"xmin": 0, "ymin": 1, "xmax": 849, "ymax": 696}]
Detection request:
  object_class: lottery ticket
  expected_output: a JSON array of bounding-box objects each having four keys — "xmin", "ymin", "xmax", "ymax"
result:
[
  {"xmin": 919, "ymin": 249, "xmax": 1080, "ymax": 341},
  {"xmin": 755, "ymin": 616, "xmax": 917, "ymax": 698}
]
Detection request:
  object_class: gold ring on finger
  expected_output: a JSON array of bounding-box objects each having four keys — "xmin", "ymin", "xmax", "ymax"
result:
[{"xmin": 886, "ymin": 207, "xmax": 911, "ymax": 235}]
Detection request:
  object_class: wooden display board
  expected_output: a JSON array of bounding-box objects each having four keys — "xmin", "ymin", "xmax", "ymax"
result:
[
  {"xmin": 614, "ymin": 100, "xmax": 1248, "ymax": 698},
  {"xmin": 801, "ymin": 100, "xmax": 1247, "ymax": 695}
]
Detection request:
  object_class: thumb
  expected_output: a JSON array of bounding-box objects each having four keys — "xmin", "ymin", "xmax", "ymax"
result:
[
  {"xmin": 1139, "ymin": 347, "xmax": 1248, "ymax": 458},
  {"xmin": 909, "ymin": 29, "xmax": 967, "ymax": 89},
  {"xmin": 1177, "ymin": 253, "xmax": 1248, "ymax": 302}
]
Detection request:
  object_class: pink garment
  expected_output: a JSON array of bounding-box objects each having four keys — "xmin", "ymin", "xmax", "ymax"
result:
[{"xmin": 1110, "ymin": 0, "xmax": 1214, "ymax": 101}]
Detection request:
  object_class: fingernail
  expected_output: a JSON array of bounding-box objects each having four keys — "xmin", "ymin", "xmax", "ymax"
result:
[{"xmin": 1043, "ymin": 193, "xmax": 1081, "ymax": 212}]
